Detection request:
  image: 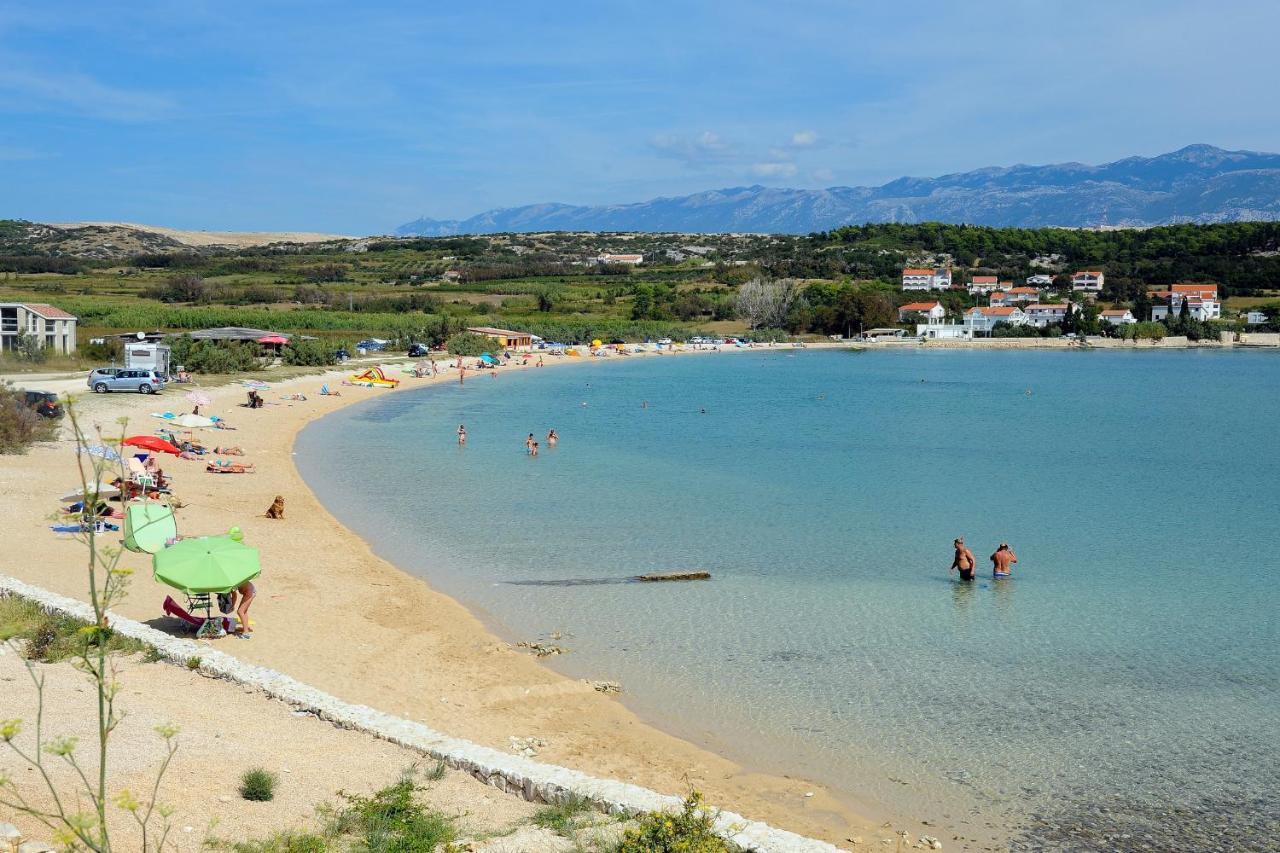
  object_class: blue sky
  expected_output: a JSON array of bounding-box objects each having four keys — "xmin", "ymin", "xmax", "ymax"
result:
[{"xmin": 2, "ymin": 0, "xmax": 1278, "ymax": 233}]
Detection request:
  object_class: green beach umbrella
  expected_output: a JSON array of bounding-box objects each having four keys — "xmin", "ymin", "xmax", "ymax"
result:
[
  {"xmin": 123, "ymin": 502, "xmax": 178, "ymax": 555},
  {"xmin": 152, "ymin": 534, "xmax": 260, "ymax": 594}
]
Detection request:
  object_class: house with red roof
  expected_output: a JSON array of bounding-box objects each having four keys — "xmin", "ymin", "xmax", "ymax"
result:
[
  {"xmin": 1001, "ymin": 287, "xmax": 1041, "ymax": 305},
  {"xmin": 901, "ymin": 266, "xmax": 952, "ymax": 291},
  {"xmin": 0, "ymin": 303, "xmax": 78, "ymax": 355},
  {"xmin": 1071, "ymin": 271, "xmax": 1105, "ymax": 292},
  {"xmin": 1100, "ymin": 309, "xmax": 1137, "ymax": 326},
  {"xmin": 897, "ymin": 301, "xmax": 946, "ymax": 324},
  {"xmin": 1023, "ymin": 303, "xmax": 1078, "ymax": 328},
  {"xmin": 967, "ymin": 275, "xmax": 999, "ymax": 295},
  {"xmin": 1150, "ymin": 284, "xmax": 1221, "ymax": 322}
]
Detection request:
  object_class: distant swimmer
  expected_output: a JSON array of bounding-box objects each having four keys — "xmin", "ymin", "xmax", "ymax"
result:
[
  {"xmin": 547, "ymin": 429, "xmax": 558, "ymax": 447},
  {"xmin": 991, "ymin": 543, "xmax": 1018, "ymax": 578},
  {"xmin": 525, "ymin": 433, "xmax": 535, "ymax": 452},
  {"xmin": 642, "ymin": 401, "xmax": 648, "ymax": 409},
  {"xmin": 457, "ymin": 424, "xmax": 467, "ymax": 446},
  {"xmin": 950, "ymin": 537, "xmax": 976, "ymax": 582},
  {"xmin": 700, "ymin": 407, "xmax": 707, "ymax": 414},
  {"xmin": 530, "ymin": 441, "xmax": 539, "ymax": 457}
]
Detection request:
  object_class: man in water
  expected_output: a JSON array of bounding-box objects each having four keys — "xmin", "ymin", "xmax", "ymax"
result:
[
  {"xmin": 991, "ymin": 543, "xmax": 1018, "ymax": 578},
  {"xmin": 950, "ymin": 537, "xmax": 976, "ymax": 581}
]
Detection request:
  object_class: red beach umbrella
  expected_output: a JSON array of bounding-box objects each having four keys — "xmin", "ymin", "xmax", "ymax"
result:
[
  {"xmin": 257, "ymin": 335, "xmax": 289, "ymax": 345},
  {"xmin": 122, "ymin": 435, "xmax": 181, "ymax": 456}
]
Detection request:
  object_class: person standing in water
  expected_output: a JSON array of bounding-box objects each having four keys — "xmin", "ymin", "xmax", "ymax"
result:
[
  {"xmin": 458, "ymin": 360, "xmax": 466, "ymax": 385},
  {"xmin": 525, "ymin": 433, "xmax": 535, "ymax": 452},
  {"xmin": 950, "ymin": 537, "xmax": 976, "ymax": 581},
  {"xmin": 991, "ymin": 543, "xmax": 1018, "ymax": 578},
  {"xmin": 546, "ymin": 429, "xmax": 558, "ymax": 447},
  {"xmin": 530, "ymin": 441, "xmax": 539, "ymax": 457},
  {"xmin": 457, "ymin": 424, "xmax": 467, "ymax": 446}
]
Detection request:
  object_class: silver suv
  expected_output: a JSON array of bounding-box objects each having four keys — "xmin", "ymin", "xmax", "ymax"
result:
[{"xmin": 87, "ymin": 368, "xmax": 165, "ymax": 394}]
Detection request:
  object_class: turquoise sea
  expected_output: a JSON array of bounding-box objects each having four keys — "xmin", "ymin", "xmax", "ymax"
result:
[{"xmin": 297, "ymin": 349, "xmax": 1280, "ymax": 850}]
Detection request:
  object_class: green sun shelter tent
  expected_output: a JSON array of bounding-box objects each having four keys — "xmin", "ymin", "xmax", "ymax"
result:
[
  {"xmin": 152, "ymin": 535, "xmax": 260, "ymax": 595},
  {"xmin": 122, "ymin": 502, "xmax": 178, "ymax": 554}
]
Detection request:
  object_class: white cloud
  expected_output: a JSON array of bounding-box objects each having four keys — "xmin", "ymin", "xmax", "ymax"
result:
[
  {"xmin": 648, "ymin": 130, "xmax": 733, "ymax": 165},
  {"xmin": 0, "ymin": 67, "xmax": 173, "ymax": 121},
  {"xmin": 791, "ymin": 130, "xmax": 818, "ymax": 147},
  {"xmin": 750, "ymin": 162, "xmax": 798, "ymax": 178},
  {"xmin": 812, "ymin": 167, "xmax": 835, "ymax": 182}
]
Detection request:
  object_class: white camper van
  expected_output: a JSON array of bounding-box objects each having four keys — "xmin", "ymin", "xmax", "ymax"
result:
[{"xmin": 123, "ymin": 343, "xmax": 172, "ymax": 380}]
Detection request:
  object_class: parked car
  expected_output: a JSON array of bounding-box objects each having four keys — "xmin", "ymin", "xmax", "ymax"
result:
[
  {"xmin": 22, "ymin": 390, "xmax": 63, "ymax": 418},
  {"xmin": 406, "ymin": 343, "xmax": 430, "ymax": 357},
  {"xmin": 355, "ymin": 339, "xmax": 387, "ymax": 352},
  {"xmin": 334, "ymin": 348, "xmax": 350, "ymax": 362},
  {"xmin": 87, "ymin": 368, "xmax": 165, "ymax": 394}
]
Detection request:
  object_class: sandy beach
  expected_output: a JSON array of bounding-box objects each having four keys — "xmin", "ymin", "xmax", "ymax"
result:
[{"xmin": 0, "ymin": 346, "xmax": 921, "ymax": 850}]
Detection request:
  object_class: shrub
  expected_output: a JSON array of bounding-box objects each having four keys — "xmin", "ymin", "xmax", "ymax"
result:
[
  {"xmin": 617, "ymin": 792, "xmax": 731, "ymax": 853},
  {"xmin": 168, "ymin": 336, "xmax": 262, "ymax": 374},
  {"xmin": 328, "ymin": 777, "xmax": 455, "ymax": 851},
  {"xmin": 281, "ymin": 338, "xmax": 339, "ymax": 366},
  {"xmin": 0, "ymin": 381, "xmax": 59, "ymax": 454},
  {"xmin": 445, "ymin": 331, "xmax": 500, "ymax": 356},
  {"xmin": 0, "ymin": 595, "xmax": 145, "ymax": 662},
  {"xmin": 532, "ymin": 794, "xmax": 591, "ymax": 836},
  {"xmin": 11, "ymin": 330, "xmax": 47, "ymax": 363},
  {"xmin": 239, "ymin": 768, "xmax": 278, "ymax": 802}
]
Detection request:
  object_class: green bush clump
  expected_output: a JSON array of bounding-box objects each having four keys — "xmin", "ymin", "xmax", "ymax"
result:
[
  {"xmin": 0, "ymin": 381, "xmax": 59, "ymax": 454},
  {"xmin": 282, "ymin": 338, "xmax": 339, "ymax": 366},
  {"xmin": 617, "ymin": 792, "xmax": 732, "ymax": 853},
  {"xmin": 168, "ymin": 336, "xmax": 262, "ymax": 374},
  {"xmin": 327, "ymin": 777, "xmax": 455, "ymax": 851},
  {"xmin": 445, "ymin": 332, "xmax": 500, "ymax": 356},
  {"xmin": 239, "ymin": 768, "xmax": 278, "ymax": 802},
  {"xmin": 0, "ymin": 595, "xmax": 146, "ymax": 662}
]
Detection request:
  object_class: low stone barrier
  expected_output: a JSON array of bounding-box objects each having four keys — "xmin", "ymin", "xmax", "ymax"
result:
[{"xmin": 0, "ymin": 575, "xmax": 842, "ymax": 852}]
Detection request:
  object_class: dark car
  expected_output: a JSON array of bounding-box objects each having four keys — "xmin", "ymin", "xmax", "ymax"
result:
[
  {"xmin": 23, "ymin": 390, "xmax": 63, "ymax": 418},
  {"xmin": 334, "ymin": 348, "xmax": 350, "ymax": 362},
  {"xmin": 406, "ymin": 343, "xmax": 430, "ymax": 357}
]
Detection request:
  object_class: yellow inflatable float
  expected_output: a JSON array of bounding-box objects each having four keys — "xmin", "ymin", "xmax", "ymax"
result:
[{"xmin": 349, "ymin": 366, "xmax": 399, "ymax": 388}]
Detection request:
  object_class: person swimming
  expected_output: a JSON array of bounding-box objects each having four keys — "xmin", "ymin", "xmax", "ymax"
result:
[
  {"xmin": 950, "ymin": 537, "xmax": 976, "ymax": 581},
  {"xmin": 991, "ymin": 543, "xmax": 1018, "ymax": 577},
  {"xmin": 457, "ymin": 424, "xmax": 466, "ymax": 445},
  {"xmin": 547, "ymin": 429, "xmax": 558, "ymax": 447},
  {"xmin": 525, "ymin": 433, "xmax": 535, "ymax": 452}
]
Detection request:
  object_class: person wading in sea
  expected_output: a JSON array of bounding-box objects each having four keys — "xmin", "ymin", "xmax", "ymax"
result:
[
  {"xmin": 991, "ymin": 543, "xmax": 1018, "ymax": 578},
  {"xmin": 950, "ymin": 537, "xmax": 977, "ymax": 581}
]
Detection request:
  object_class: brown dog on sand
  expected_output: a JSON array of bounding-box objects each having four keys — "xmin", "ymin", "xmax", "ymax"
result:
[{"xmin": 265, "ymin": 495, "xmax": 285, "ymax": 519}]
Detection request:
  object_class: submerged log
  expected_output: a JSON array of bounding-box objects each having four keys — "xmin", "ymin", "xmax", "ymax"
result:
[{"xmin": 635, "ymin": 571, "xmax": 712, "ymax": 582}]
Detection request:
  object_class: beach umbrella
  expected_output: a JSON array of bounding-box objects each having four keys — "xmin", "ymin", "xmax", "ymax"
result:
[
  {"xmin": 171, "ymin": 413, "xmax": 215, "ymax": 429},
  {"xmin": 185, "ymin": 390, "xmax": 212, "ymax": 407},
  {"xmin": 77, "ymin": 444, "xmax": 123, "ymax": 464},
  {"xmin": 123, "ymin": 435, "xmax": 181, "ymax": 456},
  {"xmin": 152, "ymin": 535, "xmax": 260, "ymax": 594},
  {"xmin": 60, "ymin": 483, "xmax": 121, "ymax": 503},
  {"xmin": 123, "ymin": 502, "xmax": 177, "ymax": 554},
  {"xmin": 591, "ymin": 339, "xmax": 603, "ymax": 348}
]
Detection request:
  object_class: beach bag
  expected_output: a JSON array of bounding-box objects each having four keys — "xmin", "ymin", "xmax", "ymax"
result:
[{"xmin": 217, "ymin": 593, "xmax": 234, "ymax": 614}]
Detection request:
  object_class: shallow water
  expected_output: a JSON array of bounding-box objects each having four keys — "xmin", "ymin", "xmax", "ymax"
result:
[{"xmin": 298, "ymin": 350, "xmax": 1280, "ymax": 849}]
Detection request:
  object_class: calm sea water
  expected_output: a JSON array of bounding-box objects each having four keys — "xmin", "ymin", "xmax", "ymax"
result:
[{"xmin": 297, "ymin": 350, "xmax": 1280, "ymax": 849}]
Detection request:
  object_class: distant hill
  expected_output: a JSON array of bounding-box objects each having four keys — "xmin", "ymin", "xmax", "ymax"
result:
[{"xmin": 396, "ymin": 145, "xmax": 1280, "ymax": 236}]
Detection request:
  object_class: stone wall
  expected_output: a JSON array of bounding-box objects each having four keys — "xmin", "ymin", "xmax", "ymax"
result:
[{"xmin": 0, "ymin": 575, "xmax": 841, "ymax": 853}]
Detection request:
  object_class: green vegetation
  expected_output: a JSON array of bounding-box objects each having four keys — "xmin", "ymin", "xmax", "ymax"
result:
[
  {"xmin": 1, "ymin": 222, "xmax": 1276, "ymax": 360},
  {"xmin": 444, "ymin": 331, "xmax": 500, "ymax": 356},
  {"xmin": 0, "ymin": 594, "xmax": 146, "ymax": 662},
  {"xmin": 239, "ymin": 768, "xmax": 279, "ymax": 802},
  {"xmin": 0, "ymin": 381, "xmax": 60, "ymax": 454},
  {"xmin": 533, "ymin": 794, "xmax": 593, "ymax": 836},
  {"xmin": 617, "ymin": 792, "xmax": 732, "ymax": 853}
]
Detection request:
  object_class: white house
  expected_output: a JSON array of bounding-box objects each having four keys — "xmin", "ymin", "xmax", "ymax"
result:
[
  {"xmin": 898, "ymin": 301, "xmax": 946, "ymax": 324},
  {"xmin": 0, "ymin": 302, "xmax": 78, "ymax": 355},
  {"xmin": 988, "ymin": 290, "xmax": 1009, "ymax": 306},
  {"xmin": 916, "ymin": 323, "xmax": 970, "ymax": 340},
  {"xmin": 1022, "ymin": 303, "xmax": 1076, "ymax": 328},
  {"xmin": 964, "ymin": 306, "xmax": 1027, "ymax": 335},
  {"xmin": 1072, "ymin": 270, "xmax": 1105, "ymax": 292},
  {"xmin": 596, "ymin": 253, "xmax": 644, "ymax": 265},
  {"xmin": 1002, "ymin": 287, "xmax": 1041, "ymax": 305},
  {"xmin": 1151, "ymin": 296, "xmax": 1219, "ymax": 322},
  {"xmin": 1026, "ymin": 274, "xmax": 1054, "ymax": 287},
  {"xmin": 901, "ymin": 267, "xmax": 951, "ymax": 291},
  {"xmin": 968, "ymin": 275, "xmax": 999, "ymax": 294},
  {"xmin": 1100, "ymin": 309, "xmax": 1137, "ymax": 326},
  {"xmin": 1246, "ymin": 310, "xmax": 1269, "ymax": 325}
]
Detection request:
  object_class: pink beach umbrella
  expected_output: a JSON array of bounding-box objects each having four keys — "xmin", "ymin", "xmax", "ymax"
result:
[{"xmin": 185, "ymin": 390, "xmax": 212, "ymax": 407}]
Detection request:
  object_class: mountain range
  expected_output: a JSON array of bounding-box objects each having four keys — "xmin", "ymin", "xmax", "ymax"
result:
[{"xmin": 396, "ymin": 145, "xmax": 1280, "ymax": 236}]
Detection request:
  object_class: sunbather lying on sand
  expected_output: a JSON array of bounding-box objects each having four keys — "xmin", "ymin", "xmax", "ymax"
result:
[
  {"xmin": 206, "ymin": 461, "xmax": 255, "ymax": 474},
  {"xmin": 214, "ymin": 446, "xmax": 244, "ymax": 456}
]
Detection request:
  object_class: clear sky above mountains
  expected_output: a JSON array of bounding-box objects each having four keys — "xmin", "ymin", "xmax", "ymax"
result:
[{"xmin": 2, "ymin": 0, "xmax": 1278, "ymax": 233}]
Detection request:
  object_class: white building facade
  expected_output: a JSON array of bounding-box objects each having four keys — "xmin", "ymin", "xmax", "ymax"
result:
[
  {"xmin": 1072, "ymin": 271, "xmax": 1105, "ymax": 292},
  {"xmin": 901, "ymin": 267, "xmax": 952, "ymax": 291},
  {"xmin": 964, "ymin": 306, "xmax": 1027, "ymax": 335},
  {"xmin": 0, "ymin": 302, "xmax": 78, "ymax": 355}
]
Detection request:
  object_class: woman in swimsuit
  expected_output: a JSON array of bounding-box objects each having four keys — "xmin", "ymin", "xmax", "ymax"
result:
[
  {"xmin": 547, "ymin": 429, "xmax": 558, "ymax": 447},
  {"xmin": 457, "ymin": 424, "xmax": 467, "ymax": 446}
]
